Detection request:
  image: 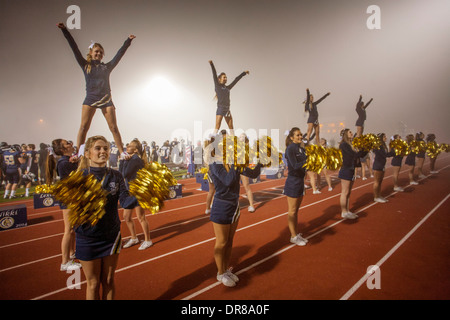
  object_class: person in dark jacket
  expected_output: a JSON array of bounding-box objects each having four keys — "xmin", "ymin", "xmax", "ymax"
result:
[
  {"xmin": 338, "ymin": 129, "xmax": 367, "ymax": 219},
  {"xmin": 372, "ymin": 133, "xmax": 394, "ymax": 203}
]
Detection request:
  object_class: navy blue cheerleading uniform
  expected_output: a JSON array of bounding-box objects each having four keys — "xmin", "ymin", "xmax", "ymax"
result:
[
  {"xmin": 405, "ymin": 151, "xmax": 416, "ymax": 166},
  {"xmin": 56, "ymin": 155, "xmax": 79, "ymax": 209},
  {"xmin": 372, "ymin": 147, "xmax": 394, "ymax": 171},
  {"xmin": 209, "ymin": 61, "xmax": 247, "ymax": 116},
  {"xmin": 74, "ymin": 166, "xmax": 138, "ymax": 261},
  {"xmin": 61, "ymin": 28, "xmax": 133, "ymax": 108},
  {"xmin": 338, "ymin": 142, "xmax": 367, "ymax": 181},
  {"xmin": 119, "ymin": 154, "xmax": 144, "ymax": 208},
  {"xmin": 391, "ymin": 154, "xmax": 403, "ymax": 167},
  {"xmin": 416, "ymin": 139, "xmax": 426, "ymax": 159},
  {"xmin": 208, "ymin": 163, "xmax": 261, "ymax": 225},
  {"xmin": 2, "ymin": 149, "xmax": 20, "ymax": 184},
  {"xmin": 284, "ymin": 142, "xmax": 307, "ymax": 198},
  {"xmin": 355, "ymin": 97, "xmax": 372, "ymax": 127},
  {"xmin": 305, "ymin": 89, "xmax": 330, "ymax": 125}
]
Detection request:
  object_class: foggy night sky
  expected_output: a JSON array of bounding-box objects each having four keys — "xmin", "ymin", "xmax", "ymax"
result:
[{"xmin": 1, "ymin": 0, "xmax": 449, "ymax": 149}]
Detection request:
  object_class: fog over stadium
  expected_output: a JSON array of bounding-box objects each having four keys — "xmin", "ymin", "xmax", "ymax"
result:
[{"xmin": 1, "ymin": 0, "xmax": 449, "ymax": 149}]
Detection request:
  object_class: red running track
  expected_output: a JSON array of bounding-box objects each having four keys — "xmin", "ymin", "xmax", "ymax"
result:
[{"xmin": 0, "ymin": 155, "xmax": 449, "ymax": 300}]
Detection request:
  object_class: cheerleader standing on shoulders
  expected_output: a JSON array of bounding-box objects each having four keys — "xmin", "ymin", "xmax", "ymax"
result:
[
  {"xmin": 209, "ymin": 60, "xmax": 249, "ymax": 136},
  {"xmin": 390, "ymin": 134, "xmax": 405, "ymax": 192},
  {"xmin": 57, "ymin": 23, "xmax": 135, "ymax": 159},
  {"xmin": 415, "ymin": 132, "xmax": 426, "ymax": 179},
  {"xmin": 46, "ymin": 139, "xmax": 81, "ymax": 271},
  {"xmin": 404, "ymin": 134, "xmax": 418, "ymax": 185},
  {"xmin": 284, "ymin": 127, "xmax": 309, "ymax": 246},
  {"xmin": 76, "ymin": 135, "xmax": 138, "ymax": 300},
  {"xmin": 304, "ymin": 88, "xmax": 330, "ymax": 144},
  {"xmin": 372, "ymin": 133, "xmax": 394, "ymax": 203},
  {"xmin": 427, "ymin": 134, "xmax": 439, "ymax": 173},
  {"xmin": 355, "ymin": 95, "xmax": 373, "ymax": 137},
  {"xmin": 120, "ymin": 139, "xmax": 153, "ymax": 250},
  {"xmin": 338, "ymin": 129, "xmax": 367, "ymax": 219},
  {"xmin": 208, "ymin": 148, "xmax": 262, "ymax": 287}
]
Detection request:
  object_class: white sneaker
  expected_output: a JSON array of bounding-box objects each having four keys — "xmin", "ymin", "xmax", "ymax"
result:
[
  {"xmin": 290, "ymin": 234, "xmax": 307, "ymax": 246},
  {"xmin": 328, "ymin": 187, "xmax": 333, "ymax": 191},
  {"xmin": 430, "ymin": 170, "xmax": 438, "ymax": 174},
  {"xmin": 410, "ymin": 181, "xmax": 419, "ymax": 185},
  {"xmin": 393, "ymin": 187, "xmax": 404, "ymax": 192},
  {"xmin": 296, "ymin": 233, "xmax": 309, "ymax": 243},
  {"xmin": 418, "ymin": 174, "xmax": 426, "ymax": 179},
  {"xmin": 374, "ymin": 197, "xmax": 388, "ymax": 203},
  {"xmin": 217, "ymin": 273, "xmax": 236, "ymax": 287},
  {"xmin": 362, "ymin": 177, "xmax": 367, "ymax": 181},
  {"xmin": 138, "ymin": 240, "xmax": 153, "ymax": 250},
  {"xmin": 313, "ymin": 190, "xmax": 321, "ymax": 194},
  {"xmin": 341, "ymin": 212, "xmax": 358, "ymax": 219},
  {"xmin": 248, "ymin": 206, "xmax": 255, "ymax": 213},
  {"xmin": 60, "ymin": 260, "xmax": 82, "ymax": 271},
  {"xmin": 226, "ymin": 268, "xmax": 239, "ymax": 283},
  {"xmin": 123, "ymin": 238, "xmax": 139, "ymax": 248}
]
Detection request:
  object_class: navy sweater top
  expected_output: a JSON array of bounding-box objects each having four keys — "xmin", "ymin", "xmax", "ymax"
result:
[
  {"xmin": 339, "ymin": 142, "xmax": 367, "ymax": 170},
  {"xmin": 285, "ymin": 142, "xmax": 307, "ymax": 178},
  {"xmin": 61, "ymin": 28, "xmax": 132, "ymax": 103},
  {"xmin": 209, "ymin": 163, "xmax": 261, "ymax": 203},
  {"xmin": 56, "ymin": 155, "xmax": 78, "ymax": 180},
  {"xmin": 119, "ymin": 154, "xmax": 144, "ymax": 188},
  {"xmin": 74, "ymin": 166, "xmax": 137, "ymax": 240},
  {"xmin": 210, "ymin": 61, "xmax": 246, "ymax": 108}
]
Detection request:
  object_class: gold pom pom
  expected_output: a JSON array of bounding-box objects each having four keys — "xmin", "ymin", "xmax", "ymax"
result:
[
  {"xmin": 409, "ymin": 140, "xmax": 426, "ymax": 154},
  {"xmin": 426, "ymin": 141, "xmax": 441, "ymax": 159},
  {"xmin": 51, "ymin": 170, "xmax": 108, "ymax": 227},
  {"xmin": 439, "ymin": 143, "xmax": 449, "ymax": 153},
  {"xmin": 303, "ymin": 145, "xmax": 327, "ymax": 174},
  {"xmin": 389, "ymin": 139, "xmax": 410, "ymax": 156},
  {"xmin": 34, "ymin": 184, "xmax": 55, "ymax": 194},
  {"xmin": 352, "ymin": 133, "xmax": 381, "ymax": 152},
  {"xmin": 325, "ymin": 147, "xmax": 343, "ymax": 171},
  {"xmin": 128, "ymin": 162, "xmax": 177, "ymax": 214},
  {"xmin": 200, "ymin": 167, "xmax": 209, "ymax": 180},
  {"xmin": 254, "ymin": 136, "xmax": 281, "ymax": 168}
]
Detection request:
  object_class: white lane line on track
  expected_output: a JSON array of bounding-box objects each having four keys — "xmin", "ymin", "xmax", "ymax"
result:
[
  {"xmin": 339, "ymin": 192, "xmax": 450, "ymax": 300},
  {"xmin": 31, "ymin": 164, "xmax": 449, "ymax": 300}
]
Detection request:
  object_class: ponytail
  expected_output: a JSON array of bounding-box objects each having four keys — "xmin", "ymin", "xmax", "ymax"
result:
[{"xmin": 285, "ymin": 127, "xmax": 301, "ymax": 148}]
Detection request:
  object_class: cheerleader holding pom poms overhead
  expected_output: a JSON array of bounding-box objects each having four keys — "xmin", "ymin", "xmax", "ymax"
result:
[
  {"xmin": 304, "ymin": 88, "xmax": 330, "ymax": 145},
  {"xmin": 73, "ymin": 136, "xmax": 138, "ymax": 300},
  {"xmin": 284, "ymin": 127, "xmax": 309, "ymax": 246},
  {"xmin": 57, "ymin": 23, "xmax": 135, "ymax": 160},
  {"xmin": 339, "ymin": 129, "xmax": 367, "ymax": 219},
  {"xmin": 355, "ymin": 95, "xmax": 373, "ymax": 137},
  {"xmin": 209, "ymin": 60, "xmax": 249, "ymax": 136},
  {"xmin": 208, "ymin": 148, "xmax": 262, "ymax": 287},
  {"xmin": 372, "ymin": 133, "xmax": 394, "ymax": 203}
]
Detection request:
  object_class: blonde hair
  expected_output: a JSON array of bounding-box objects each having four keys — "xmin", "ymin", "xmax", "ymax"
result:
[
  {"xmin": 85, "ymin": 43, "xmax": 104, "ymax": 74},
  {"xmin": 78, "ymin": 135, "xmax": 110, "ymax": 170}
]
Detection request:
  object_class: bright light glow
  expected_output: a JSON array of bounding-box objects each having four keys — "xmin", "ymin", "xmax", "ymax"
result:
[{"xmin": 142, "ymin": 76, "xmax": 180, "ymax": 106}]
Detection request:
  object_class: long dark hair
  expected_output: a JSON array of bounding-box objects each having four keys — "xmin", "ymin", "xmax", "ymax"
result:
[{"xmin": 285, "ymin": 127, "xmax": 301, "ymax": 147}]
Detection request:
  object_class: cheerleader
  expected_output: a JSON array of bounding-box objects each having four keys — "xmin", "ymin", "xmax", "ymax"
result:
[
  {"xmin": 203, "ymin": 138, "xmax": 216, "ymax": 215},
  {"xmin": 338, "ymin": 129, "xmax": 367, "ymax": 219},
  {"xmin": 209, "ymin": 60, "xmax": 249, "ymax": 136},
  {"xmin": 415, "ymin": 132, "xmax": 426, "ymax": 178},
  {"xmin": 208, "ymin": 147, "xmax": 262, "ymax": 287},
  {"xmin": 284, "ymin": 127, "xmax": 309, "ymax": 245},
  {"xmin": 239, "ymin": 133, "xmax": 256, "ymax": 212},
  {"xmin": 372, "ymin": 133, "xmax": 394, "ymax": 203},
  {"xmin": 2, "ymin": 145, "xmax": 20, "ymax": 199},
  {"xmin": 46, "ymin": 139, "xmax": 81, "ymax": 271},
  {"xmin": 317, "ymin": 138, "xmax": 333, "ymax": 191},
  {"xmin": 404, "ymin": 134, "xmax": 418, "ymax": 185},
  {"xmin": 390, "ymin": 135, "xmax": 405, "ymax": 192},
  {"xmin": 75, "ymin": 135, "xmax": 138, "ymax": 300},
  {"xmin": 355, "ymin": 95, "xmax": 373, "ymax": 137},
  {"xmin": 120, "ymin": 139, "xmax": 152, "ymax": 250},
  {"xmin": 427, "ymin": 134, "xmax": 439, "ymax": 173},
  {"xmin": 304, "ymin": 88, "xmax": 330, "ymax": 144},
  {"xmin": 57, "ymin": 23, "xmax": 135, "ymax": 159}
]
